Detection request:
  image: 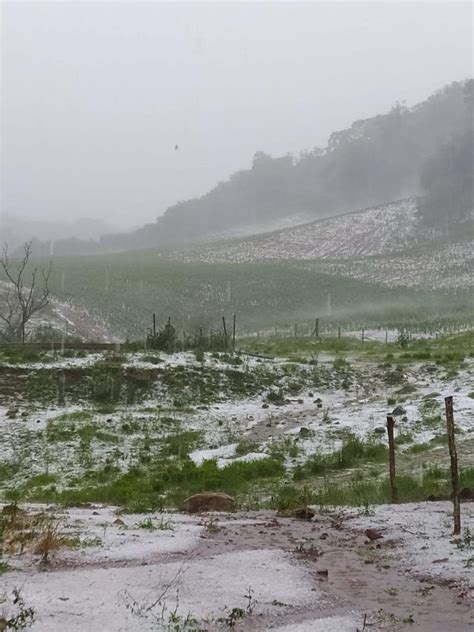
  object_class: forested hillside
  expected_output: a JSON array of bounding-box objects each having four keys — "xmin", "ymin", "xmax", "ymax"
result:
[
  {"xmin": 153, "ymin": 79, "xmax": 472, "ymax": 240},
  {"xmin": 25, "ymin": 79, "xmax": 473, "ymax": 257},
  {"xmin": 419, "ymin": 128, "xmax": 473, "ymax": 225}
]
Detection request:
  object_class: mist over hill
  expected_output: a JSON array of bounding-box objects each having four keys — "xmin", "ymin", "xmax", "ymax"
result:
[
  {"xmin": 20, "ymin": 79, "xmax": 473, "ymax": 258},
  {"xmin": 153, "ymin": 80, "xmax": 472, "ymax": 241},
  {"xmin": 2, "ymin": 215, "xmax": 116, "ymax": 253}
]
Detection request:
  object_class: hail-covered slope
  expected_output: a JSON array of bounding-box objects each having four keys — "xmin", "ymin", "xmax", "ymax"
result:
[
  {"xmin": 170, "ymin": 199, "xmax": 473, "ymax": 289},
  {"xmin": 0, "ymin": 281, "xmax": 117, "ymax": 342}
]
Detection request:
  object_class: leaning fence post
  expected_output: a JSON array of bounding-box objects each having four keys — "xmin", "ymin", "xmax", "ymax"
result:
[
  {"xmin": 445, "ymin": 395, "xmax": 461, "ymax": 535},
  {"xmin": 386, "ymin": 415, "xmax": 397, "ymax": 502}
]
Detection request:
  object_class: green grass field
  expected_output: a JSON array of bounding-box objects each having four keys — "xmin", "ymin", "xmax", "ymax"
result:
[{"xmin": 33, "ymin": 252, "xmax": 474, "ymax": 339}]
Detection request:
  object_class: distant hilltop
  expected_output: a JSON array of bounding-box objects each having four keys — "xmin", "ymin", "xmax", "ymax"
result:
[{"xmin": 11, "ymin": 78, "xmax": 474, "ymax": 259}]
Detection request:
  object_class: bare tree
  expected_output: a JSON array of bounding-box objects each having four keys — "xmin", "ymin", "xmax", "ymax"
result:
[{"xmin": 0, "ymin": 242, "xmax": 52, "ymax": 343}]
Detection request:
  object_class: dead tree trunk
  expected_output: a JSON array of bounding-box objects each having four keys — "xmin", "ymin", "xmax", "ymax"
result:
[
  {"xmin": 0, "ymin": 242, "xmax": 52, "ymax": 343},
  {"xmin": 386, "ymin": 415, "xmax": 397, "ymax": 503},
  {"xmin": 445, "ymin": 395, "xmax": 461, "ymax": 535}
]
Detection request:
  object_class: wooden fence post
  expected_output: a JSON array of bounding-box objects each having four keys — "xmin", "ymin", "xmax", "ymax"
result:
[
  {"xmin": 310, "ymin": 318, "xmax": 319, "ymax": 338},
  {"xmin": 361, "ymin": 328, "xmax": 365, "ymax": 343},
  {"xmin": 386, "ymin": 415, "xmax": 397, "ymax": 502},
  {"xmin": 338, "ymin": 326, "xmax": 341, "ymax": 339},
  {"xmin": 445, "ymin": 395, "xmax": 461, "ymax": 535},
  {"xmin": 232, "ymin": 314, "xmax": 236, "ymax": 352},
  {"xmin": 222, "ymin": 316, "xmax": 228, "ymax": 349}
]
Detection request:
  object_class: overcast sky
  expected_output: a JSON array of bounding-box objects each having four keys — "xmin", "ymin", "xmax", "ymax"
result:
[{"xmin": 1, "ymin": 1, "xmax": 472, "ymax": 229}]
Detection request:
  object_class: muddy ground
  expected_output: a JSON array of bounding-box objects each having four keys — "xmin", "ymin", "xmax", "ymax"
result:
[{"xmin": 1, "ymin": 502, "xmax": 472, "ymax": 631}]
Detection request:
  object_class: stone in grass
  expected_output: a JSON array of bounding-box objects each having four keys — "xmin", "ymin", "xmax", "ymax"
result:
[
  {"xmin": 6, "ymin": 407, "xmax": 19, "ymax": 418},
  {"xmin": 299, "ymin": 427, "xmax": 311, "ymax": 438},
  {"xmin": 392, "ymin": 405, "xmax": 406, "ymax": 416},
  {"xmin": 294, "ymin": 508, "xmax": 315, "ymax": 520},
  {"xmin": 182, "ymin": 492, "xmax": 235, "ymax": 514},
  {"xmin": 460, "ymin": 487, "xmax": 474, "ymax": 501},
  {"xmin": 374, "ymin": 427, "xmax": 386, "ymax": 435}
]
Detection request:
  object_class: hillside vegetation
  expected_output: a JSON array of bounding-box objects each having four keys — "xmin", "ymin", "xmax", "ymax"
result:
[
  {"xmin": 27, "ymin": 79, "xmax": 473, "ymax": 257},
  {"xmin": 152, "ymin": 80, "xmax": 472, "ymax": 243}
]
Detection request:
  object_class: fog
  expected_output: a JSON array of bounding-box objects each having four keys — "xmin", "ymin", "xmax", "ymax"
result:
[{"xmin": 1, "ymin": 1, "xmax": 472, "ymax": 231}]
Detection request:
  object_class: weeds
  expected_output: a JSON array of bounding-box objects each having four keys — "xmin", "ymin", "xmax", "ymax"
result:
[
  {"xmin": 0, "ymin": 505, "xmax": 70, "ymax": 565},
  {"xmin": 134, "ymin": 516, "xmax": 175, "ymax": 531},
  {"xmin": 218, "ymin": 585, "xmax": 255, "ymax": 628},
  {"xmin": 234, "ymin": 440, "xmax": 260, "ymax": 456},
  {"xmin": 135, "ymin": 517, "xmax": 156, "ymax": 530},
  {"xmin": 294, "ymin": 434, "xmax": 387, "ymax": 480},
  {"xmin": 0, "ymin": 561, "xmax": 12, "ymax": 575},
  {"xmin": 34, "ymin": 523, "xmax": 66, "ymax": 566},
  {"xmin": 453, "ymin": 527, "xmax": 473, "ymax": 551},
  {"xmin": 418, "ymin": 398, "xmax": 443, "ymax": 428},
  {"xmin": 271, "ymin": 467, "xmax": 474, "ymax": 510},
  {"xmin": 0, "ymin": 587, "xmax": 35, "ymax": 630}
]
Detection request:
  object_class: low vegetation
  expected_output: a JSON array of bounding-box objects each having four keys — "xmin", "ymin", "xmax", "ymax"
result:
[
  {"xmin": 0, "ymin": 329, "xmax": 473, "ymax": 516},
  {"xmin": 38, "ymin": 253, "xmax": 474, "ymax": 340}
]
